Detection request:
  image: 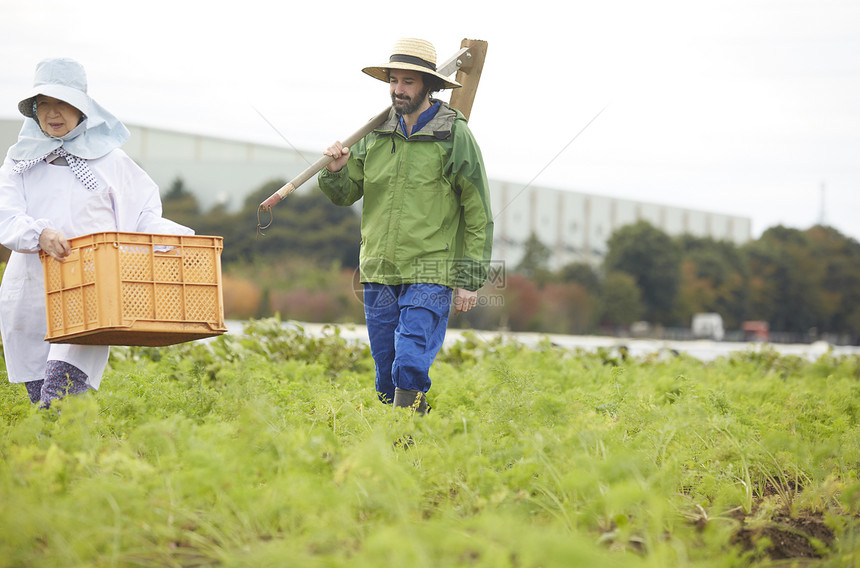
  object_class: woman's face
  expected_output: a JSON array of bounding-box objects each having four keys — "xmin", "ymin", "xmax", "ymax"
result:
[{"xmin": 35, "ymin": 95, "xmax": 83, "ymax": 137}]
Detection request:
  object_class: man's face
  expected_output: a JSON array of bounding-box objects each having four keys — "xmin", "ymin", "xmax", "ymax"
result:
[
  {"xmin": 35, "ymin": 95, "xmax": 83, "ymax": 138},
  {"xmin": 389, "ymin": 69, "xmax": 430, "ymax": 116}
]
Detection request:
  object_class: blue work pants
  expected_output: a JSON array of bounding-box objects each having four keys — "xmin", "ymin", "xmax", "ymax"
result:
[{"xmin": 363, "ymin": 283, "xmax": 452, "ymax": 404}]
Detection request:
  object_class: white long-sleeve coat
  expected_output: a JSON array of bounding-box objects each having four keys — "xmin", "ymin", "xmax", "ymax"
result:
[{"xmin": 0, "ymin": 148, "xmax": 193, "ymax": 389}]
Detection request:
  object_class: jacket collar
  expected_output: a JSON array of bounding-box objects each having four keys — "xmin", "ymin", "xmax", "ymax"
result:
[{"xmin": 376, "ymin": 99, "xmax": 458, "ymax": 140}]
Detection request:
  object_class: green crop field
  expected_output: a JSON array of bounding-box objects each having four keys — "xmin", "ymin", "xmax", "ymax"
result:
[{"xmin": 1, "ymin": 318, "xmax": 858, "ymax": 567}]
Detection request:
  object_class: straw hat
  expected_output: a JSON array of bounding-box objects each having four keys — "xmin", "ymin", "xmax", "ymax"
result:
[
  {"xmin": 363, "ymin": 38, "xmax": 461, "ymax": 89},
  {"xmin": 18, "ymin": 58, "xmax": 93, "ymax": 118}
]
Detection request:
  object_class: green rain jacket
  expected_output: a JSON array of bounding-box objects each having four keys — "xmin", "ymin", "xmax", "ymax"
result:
[{"xmin": 318, "ymin": 101, "xmax": 493, "ymax": 291}]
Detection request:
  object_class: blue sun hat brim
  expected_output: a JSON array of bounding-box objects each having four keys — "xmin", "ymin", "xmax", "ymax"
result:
[
  {"xmin": 18, "ymin": 58, "xmax": 92, "ymax": 118},
  {"xmin": 10, "ymin": 58, "xmax": 129, "ymax": 160}
]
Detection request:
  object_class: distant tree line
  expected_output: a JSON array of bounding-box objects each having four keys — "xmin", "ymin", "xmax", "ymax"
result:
[
  {"xmin": 162, "ymin": 178, "xmax": 360, "ymax": 268},
  {"xmin": 159, "ymin": 178, "xmax": 859, "ymax": 345},
  {"xmin": 494, "ymin": 221, "xmax": 860, "ymax": 344}
]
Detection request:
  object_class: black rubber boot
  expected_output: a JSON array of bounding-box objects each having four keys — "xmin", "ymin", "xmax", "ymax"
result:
[{"xmin": 393, "ymin": 388, "xmax": 430, "ymax": 415}]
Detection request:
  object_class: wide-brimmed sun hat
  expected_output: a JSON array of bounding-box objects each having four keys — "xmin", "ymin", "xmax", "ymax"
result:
[
  {"xmin": 9, "ymin": 57, "xmax": 129, "ymax": 161},
  {"xmin": 362, "ymin": 38, "xmax": 461, "ymax": 89},
  {"xmin": 18, "ymin": 58, "xmax": 93, "ymax": 118}
]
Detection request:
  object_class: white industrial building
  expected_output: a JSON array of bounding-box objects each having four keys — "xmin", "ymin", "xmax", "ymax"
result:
[
  {"xmin": 493, "ymin": 181, "xmax": 751, "ymax": 269},
  {"xmin": 1, "ymin": 118, "xmax": 751, "ymax": 269}
]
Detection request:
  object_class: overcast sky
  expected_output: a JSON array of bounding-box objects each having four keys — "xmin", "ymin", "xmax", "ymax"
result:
[{"xmin": 2, "ymin": 0, "xmax": 858, "ymax": 242}]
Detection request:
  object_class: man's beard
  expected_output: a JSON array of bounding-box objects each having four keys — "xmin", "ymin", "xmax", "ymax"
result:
[{"xmin": 391, "ymin": 86, "xmax": 431, "ymax": 116}]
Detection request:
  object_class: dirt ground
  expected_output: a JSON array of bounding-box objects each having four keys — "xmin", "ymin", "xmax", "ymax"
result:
[{"xmin": 730, "ymin": 509, "xmax": 836, "ymax": 561}]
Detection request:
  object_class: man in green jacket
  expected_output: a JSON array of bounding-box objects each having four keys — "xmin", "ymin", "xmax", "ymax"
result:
[{"xmin": 318, "ymin": 38, "xmax": 493, "ymax": 414}]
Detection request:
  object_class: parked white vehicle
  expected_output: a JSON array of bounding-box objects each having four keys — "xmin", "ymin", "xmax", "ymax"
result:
[{"xmin": 692, "ymin": 313, "xmax": 725, "ymax": 341}]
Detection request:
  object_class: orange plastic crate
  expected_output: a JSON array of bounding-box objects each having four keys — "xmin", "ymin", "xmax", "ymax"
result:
[{"xmin": 41, "ymin": 232, "xmax": 227, "ymax": 346}]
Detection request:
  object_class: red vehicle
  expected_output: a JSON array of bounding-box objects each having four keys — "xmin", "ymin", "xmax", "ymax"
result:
[{"xmin": 742, "ymin": 321, "xmax": 770, "ymax": 342}]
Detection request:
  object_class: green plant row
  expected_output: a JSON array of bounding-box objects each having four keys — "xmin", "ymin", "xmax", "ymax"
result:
[{"xmin": 0, "ymin": 318, "xmax": 858, "ymax": 567}]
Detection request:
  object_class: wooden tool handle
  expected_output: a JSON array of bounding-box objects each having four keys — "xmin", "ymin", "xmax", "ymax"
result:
[{"xmin": 259, "ymin": 107, "xmax": 391, "ymax": 210}]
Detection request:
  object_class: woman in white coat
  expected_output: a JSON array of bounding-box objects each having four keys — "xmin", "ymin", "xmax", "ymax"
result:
[{"xmin": 0, "ymin": 58, "xmax": 193, "ymax": 408}]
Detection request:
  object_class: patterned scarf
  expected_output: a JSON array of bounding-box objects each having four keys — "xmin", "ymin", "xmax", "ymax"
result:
[{"xmin": 11, "ymin": 147, "xmax": 100, "ymax": 192}]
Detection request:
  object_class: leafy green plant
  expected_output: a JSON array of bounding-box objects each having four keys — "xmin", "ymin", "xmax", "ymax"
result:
[{"xmin": 0, "ymin": 320, "xmax": 857, "ymax": 567}]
